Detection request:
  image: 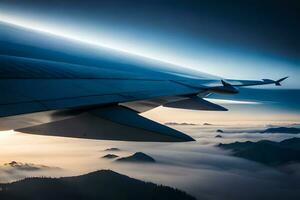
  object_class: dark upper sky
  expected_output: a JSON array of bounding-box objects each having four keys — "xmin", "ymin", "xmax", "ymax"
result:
[
  {"xmin": 0, "ymin": 0, "xmax": 299, "ymax": 88},
  {"xmin": 1, "ymin": 0, "xmax": 299, "ymax": 59}
]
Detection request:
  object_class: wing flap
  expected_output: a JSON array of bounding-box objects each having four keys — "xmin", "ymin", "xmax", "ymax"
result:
[{"xmin": 17, "ymin": 105, "xmax": 194, "ymax": 142}]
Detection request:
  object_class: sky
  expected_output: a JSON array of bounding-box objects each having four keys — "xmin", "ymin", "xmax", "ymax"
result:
[{"xmin": 0, "ymin": 0, "xmax": 299, "ymax": 88}]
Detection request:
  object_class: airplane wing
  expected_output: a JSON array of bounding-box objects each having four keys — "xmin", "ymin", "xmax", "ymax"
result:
[
  {"xmin": 0, "ymin": 55, "xmax": 199, "ymax": 142},
  {"xmin": 0, "ymin": 55, "xmax": 199, "ymax": 118},
  {"xmin": 0, "ymin": 21, "xmax": 287, "ymax": 142}
]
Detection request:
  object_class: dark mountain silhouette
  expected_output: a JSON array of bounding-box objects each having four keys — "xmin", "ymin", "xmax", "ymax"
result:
[
  {"xmin": 280, "ymin": 137, "xmax": 300, "ymax": 150},
  {"xmin": 260, "ymin": 127, "xmax": 300, "ymax": 134},
  {"xmin": 116, "ymin": 152, "xmax": 155, "ymax": 163},
  {"xmin": 165, "ymin": 122, "xmax": 196, "ymax": 126},
  {"xmin": 216, "ymin": 129, "xmax": 224, "ymax": 133},
  {"xmin": 0, "ymin": 170, "xmax": 196, "ymax": 200},
  {"xmin": 102, "ymin": 154, "xmax": 119, "ymax": 159},
  {"xmin": 215, "ymin": 135, "xmax": 222, "ymax": 138},
  {"xmin": 104, "ymin": 148, "xmax": 121, "ymax": 151},
  {"xmin": 218, "ymin": 137, "xmax": 300, "ymax": 166},
  {"xmin": 203, "ymin": 123, "xmax": 212, "ymax": 126}
]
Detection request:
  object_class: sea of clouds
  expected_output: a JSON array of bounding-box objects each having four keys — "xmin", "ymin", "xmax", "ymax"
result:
[{"xmin": 0, "ymin": 122, "xmax": 299, "ymax": 200}]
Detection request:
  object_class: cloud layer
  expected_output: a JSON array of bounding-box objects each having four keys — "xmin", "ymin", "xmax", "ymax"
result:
[{"xmin": 0, "ymin": 122, "xmax": 299, "ymax": 200}]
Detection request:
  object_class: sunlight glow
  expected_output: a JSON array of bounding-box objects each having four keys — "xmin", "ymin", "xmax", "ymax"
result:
[
  {"xmin": 206, "ymin": 98, "xmax": 261, "ymax": 105},
  {"xmin": 0, "ymin": 13, "xmax": 141, "ymax": 55},
  {"xmin": 0, "ymin": 130, "xmax": 15, "ymax": 138},
  {"xmin": 0, "ymin": 13, "xmax": 192, "ymax": 69}
]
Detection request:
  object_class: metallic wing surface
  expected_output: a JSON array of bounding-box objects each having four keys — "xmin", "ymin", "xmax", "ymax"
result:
[{"xmin": 0, "ymin": 21, "xmax": 287, "ymax": 142}]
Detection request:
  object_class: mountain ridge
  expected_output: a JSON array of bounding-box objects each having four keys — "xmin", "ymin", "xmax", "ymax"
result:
[{"xmin": 0, "ymin": 169, "xmax": 195, "ymax": 200}]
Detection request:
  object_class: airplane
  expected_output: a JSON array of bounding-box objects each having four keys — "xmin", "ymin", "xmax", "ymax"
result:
[{"xmin": 0, "ymin": 21, "xmax": 288, "ymax": 142}]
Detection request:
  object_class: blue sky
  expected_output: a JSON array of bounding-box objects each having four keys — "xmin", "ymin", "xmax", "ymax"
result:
[{"xmin": 0, "ymin": 0, "xmax": 299, "ymax": 89}]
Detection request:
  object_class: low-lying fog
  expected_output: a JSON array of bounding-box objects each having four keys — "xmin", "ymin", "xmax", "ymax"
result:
[{"xmin": 0, "ymin": 122, "xmax": 300, "ymax": 200}]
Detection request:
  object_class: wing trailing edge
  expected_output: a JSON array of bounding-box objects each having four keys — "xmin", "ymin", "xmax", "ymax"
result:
[
  {"xmin": 163, "ymin": 96, "xmax": 228, "ymax": 111},
  {"xmin": 16, "ymin": 105, "xmax": 194, "ymax": 142}
]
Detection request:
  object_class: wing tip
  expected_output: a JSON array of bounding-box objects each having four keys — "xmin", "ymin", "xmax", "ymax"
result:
[{"xmin": 275, "ymin": 76, "xmax": 288, "ymax": 86}]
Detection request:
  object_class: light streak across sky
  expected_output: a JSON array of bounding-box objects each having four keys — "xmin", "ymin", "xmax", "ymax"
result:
[{"xmin": 0, "ymin": 13, "xmax": 157, "ymax": 60}]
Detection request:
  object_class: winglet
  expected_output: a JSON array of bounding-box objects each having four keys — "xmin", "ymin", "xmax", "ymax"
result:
[
  {"xmin": 221, "ymin": 80, "xmax": 231, "ymax": 87},
  {"xmin": 275, "ymin": 76, "xmax": 288, "ymax": 86}
]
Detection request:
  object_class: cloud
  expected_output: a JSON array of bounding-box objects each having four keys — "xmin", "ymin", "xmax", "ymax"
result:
[
  {"xmin": 0, "ymin": 123, "xmax": 299, "ymax": 200},
  {"xmin": 3, "ymin": 161, "xmax": 59, "ymax": 171},
  {"xmin": 0, "ymin": 160, "xmax": 62, "ymax": 183}
]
